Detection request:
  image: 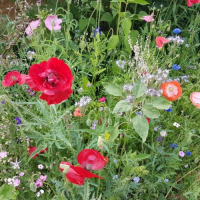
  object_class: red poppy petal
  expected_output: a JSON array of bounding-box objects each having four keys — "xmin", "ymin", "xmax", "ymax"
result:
[
  {"xmin": 40, "ymin": 88, "xmax": 73, "ymax": 105},
  {"xmin": 26, "ymin": 76, "xmax": 40, "ymax": 91},
  {"xmin": 77, "ymin": 149, "xmax": 108, "ymax": 170},
  {"xmin": 66, "ymin": 168, "xmax": 85, "ymax": 186},
  {"xmin": 28, "ymin": 146, "xmax": 48, "ymax": 159},
  {"xmin": 71, "ymin": 166, "xmax": 103, "ymax": 179},
  {"xmin": 18, "ymin": 74, "xmax": 28, "ymax": 85},
  {"xmin": 2, "ymin": 71, "xmax": 21, "ymax": 87}
]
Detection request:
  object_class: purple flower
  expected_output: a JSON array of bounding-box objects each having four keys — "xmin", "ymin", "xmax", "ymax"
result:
[
  {"xmin": 170, "ymin": 143, "xmax": 178, "ymax": 149},
  {"xmin": 35, "ymin": 178, "xmax": 43, "ymax": 188},
  {"xmin": 94, "ymin": 27, "xmax": 101, "ymax": 37},
  {"xmin": 13, "ymin": 179, "xmax": 20, "ymax": 187},
  {"xmin": 164, "ymin": 178, "xmax": 169, "ymax": 182},
  {"xmin": 1, "ymin": 101, "xmax": 5, "ymax": 104},
  {"xmin": 179, "ymin": 151, "xmax": 185, "ymax": 157},
  {"xmin": 90, "ymin": 120, "xmax": 98, "ymax": 130},
  {"xmin": 157, "ymin": 137, "xmax": 162, "ymax": 142},
  {"xmin": 40, "ymin": 175, "xmax": 47, "ymax": 182},
  {"xmin": 133, "ymin": 176, "xmax": 140, "ymax": 183},
  {"xmin": 15, "ymin": 117, "xmax": 22, "ymax": 125},
  {"xmin": 165, "ymin": 106, "xmax": 172, "ymax": 112}
]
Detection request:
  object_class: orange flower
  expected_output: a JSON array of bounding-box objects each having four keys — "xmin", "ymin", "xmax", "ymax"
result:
[
  {"xmin": 190, "ymin": 92, "xmax": 200, "ymax": 109},
  {"xmin": 73, "ymin": 108, "xmax": 83, "ymax": 117},
  {"xmin": 161, "ymin": 81, "xmax": 182, "ymax": 101},
  {"xmin": 156, "ymin": 36, "xmax": 169, "ymax": 48}
]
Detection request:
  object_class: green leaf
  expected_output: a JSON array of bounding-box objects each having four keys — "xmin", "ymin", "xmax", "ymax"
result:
[
  {"xmin": 130, "ymin": 153, "xmax": 151, "ymax": 160},
  {"xmin": 132, "ymin": 81, "xmax": 146, "ymax": 98},
  {"xmin": 142, "ymin": 103, "xmax": 160, "ymax": 119},
  {"xmin": 107, "ymin": 126, "xmax": 119, "ymax": 142},
  {"xmin": 79, "ymin": 19, "xmax": 88, "ymax": 31},
  {"xmin": 152, "ymin": 97, "xmax": 171, "ymax": 110},
  {"xmin": 107, "ymin": 35, "xmax": 119, "ymax": 50},
  {"xmin": 113, "ymin": 100, "xmax": 132, "ymax": 113},
  {"xmin": 121, "ymin": 18, "xmax": 132, "ymax": 35},
  {"xmin": 102, "ymin": 82, "xmax": 122, "ymax": 96},
  {"xmin": 0, "ymin": 184, "xmax": 18, "ymax": 200},
  {"xmin": 132, "ymin": 115, "xmax": 149, "ymax": 143},
  {"xmin": 100, "ymin": 12, "xmax": 113, "ymax": 22},
  {"xmin": 127, "ymin": 0, "xmax": 149, "ymax": 5}
]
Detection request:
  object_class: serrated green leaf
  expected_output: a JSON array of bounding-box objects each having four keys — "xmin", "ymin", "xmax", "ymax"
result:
[
  {"xmin": 113, "ymin": 100, "xmax": 132, "ymax": 113},
  {"xmin": 132, "ymin": 81, "xmax": 146, "ymax": 98},
  {"xmin": 152, "ymin": 97, "xmax": 171, "ymax": 110},
  {"xmin": 132, "ymin": 115, "xmax": 149, "ymax": 143},
  {"xmin": 103, "ymin": 82, "xmax": 122, "ymax": 96},
  {"xmin": 142, "ymin": 103, "xmax": 160, "ymax": 119}
]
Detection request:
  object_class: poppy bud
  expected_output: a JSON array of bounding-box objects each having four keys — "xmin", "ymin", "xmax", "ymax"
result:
[
  {"xmin": 60, "ymin": 164, "xmax": 70, "ymax": 174},
  {"xmin": 107, "ymin": 118, "xmax": 112, "ymax": 125},
  {"xmin": 86, "ymin": 119, "xmax": 92, "ymax": 126},
  {"xmin": 97, "ymin": 136, "xmax": 104, "ymax": 150}
]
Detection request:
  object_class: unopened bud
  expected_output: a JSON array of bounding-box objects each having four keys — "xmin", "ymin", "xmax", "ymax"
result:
[
  {"xmin": 60, "ymin": 164, "xmax": 70, "ymax": 174},
  {"xmin": 97, "ymin": 136, "xmax": 104, "ymax": 150}
]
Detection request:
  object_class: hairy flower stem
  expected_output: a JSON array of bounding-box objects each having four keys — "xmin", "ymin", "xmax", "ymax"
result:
[
  {"xmin": 118, "ymin": 137, "xmax": 126, "ymax": 175},
  {"xmin": 116, "ymin": 2, "xmax": 121, "ymax": 35},
  {"xmin": 165, "ymin": 164, "xmax": 200, "ymax": 198}
]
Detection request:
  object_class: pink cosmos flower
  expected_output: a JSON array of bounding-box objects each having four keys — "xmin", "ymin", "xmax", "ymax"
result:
[
  {"xmin": 25, "ymin": 19, "xmax": 40, "ymax": 36},
  {"xmin": 142, "ymin": 13, "xmax": 154, "ymax": 22},
  {"xmin": 190, "ymin": 92, "xmax": 200, "ymax": 108},
  {"xmin": 179, "ymin": 151, "xmax": 185, "ymax": 158},
  {"xmin": 45, "ymin": 15, "xmax": 62, "ymax": 31},
  {"xmin": 99, "ymin": 97, "xmax": 106, "ymax": 102}
]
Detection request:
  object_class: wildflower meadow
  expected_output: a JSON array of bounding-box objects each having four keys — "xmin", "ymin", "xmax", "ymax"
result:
[{"xmin": 0, "ymin": 0, "xmax": 200, "ymax": 199}]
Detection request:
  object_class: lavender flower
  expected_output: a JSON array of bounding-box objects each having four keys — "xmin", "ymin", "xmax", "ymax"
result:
[{"xmin": 15, "ymin": 117, "xmax": 22, "ymax": 125}]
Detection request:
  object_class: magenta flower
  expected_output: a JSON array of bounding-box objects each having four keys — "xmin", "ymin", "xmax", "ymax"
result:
[
  {"xmin": 35, "ymin": 178, "xmax": 43, "ymax": 188},
  {"xmin": 40, "ymin": 175, "xmax": 47, "ymax": 182},
  {"xmin": 99, "ymin": 97, "xmax": 106, "ymax": 102},
  {"xmin": 25, "ymin": 19, "xmax": 40, "ymax": 36},
  {"xmin": 179, "ymin": 151, "xmax": 185, "ymax": 157},
  {"xmin": 45, "ymin": 15, "xmax": 62, "ymax": 31},
  {"xmin": 142, "ymin": 13, "xmax": 154, "ymax": 22}
]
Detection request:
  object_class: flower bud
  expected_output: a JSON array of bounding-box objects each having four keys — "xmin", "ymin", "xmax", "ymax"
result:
[
  {"xmin": 97, "ymin": 136, "xmax": 104, "ymax": 150},
  {"xmin": 86, "ymin": 119, "xmax": 92, "ymax": 126},
  {"xmin": 60, "ymin": 164, "xmax": 70, "ymax": 174}
]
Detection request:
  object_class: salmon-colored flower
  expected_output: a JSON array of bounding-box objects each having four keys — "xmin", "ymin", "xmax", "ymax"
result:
[
  {"xmin": 161, "ymin": 81, "xmax": 182, "ymax": 101},
  {"xmin": 2, "ymin": 71, "xmax": 27, "ymax": 87},
  {"xmin": 156, "ymin": 36, "xmax": 169, "ymax": 48},
  {"xmin": 142, "ymin": 13, "xmax": 154, "ymax": 22},
  {"xmin": 73, "ymin": 108, "xmax": 83, "ymax": 117},
  {"xmin": 187, "ymin": 0, "xmax": 200, "ymax": 7},
  {"xmin": 190, "ymin": 92, "xmax": 200, "ymax": 108}
]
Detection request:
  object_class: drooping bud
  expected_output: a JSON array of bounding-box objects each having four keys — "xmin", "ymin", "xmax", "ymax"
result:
[{"xmin": 60, "ymin": 164, "xmax": 70, "ymax": 174}]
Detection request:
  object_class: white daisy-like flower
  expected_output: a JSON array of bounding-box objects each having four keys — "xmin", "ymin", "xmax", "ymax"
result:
[
  {"xmin": 173, "ymin": 122, "xmax": 180, "ymax": 128},
  {"xmin": 160, "ymin": 131, "xmax": 167, "ymax": 137}
]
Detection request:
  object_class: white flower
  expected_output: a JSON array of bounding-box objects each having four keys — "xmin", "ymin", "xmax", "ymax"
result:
[
  {"xmin": 160, "ymin": 131, "xmax": 167, "ymax": 137},
  {"xmin": 36, "ymin": 192, "xmax": 40, "ymax": 197},
  {"xmin": 116, "ymin": 60, "xmax": 126, "ymax": 69},
  {"xmin": 40, "ymin": 189, "xmax": 44, "ymax": 194},
  {"xmin": 38, "ymin": 164, "xmax": 44, "ymax": 169},
  {"xmin": 173, "ymin": 122, "xmax": 180, "ymax": 128},
  {"xmin": 10, "ymin": 158, "xmax": 21, "ymax": 169}
]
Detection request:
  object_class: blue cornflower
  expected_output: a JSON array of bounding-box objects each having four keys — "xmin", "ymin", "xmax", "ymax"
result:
[
  {"xmin": 173, "ymin": 28, "xmax": 181, "ymax": 34},
  {"xmin": 172, "ymin": 64, "xmax": 181, "ymax": 70},
  {"xmin": 170, "ymin": 143, "xmax": 178, "ymax": 150},
  {"xmin": 94, "ymin": 27, "xmax": 101, "ymax": 37},
  {"xmin": 15, "ymin": 117, "xmax": 22, "ymax": 125},
  {"xmin": 165, "ymin": 107, "xmax": 172, "ymax": 112},
  {"xmin": 133, "ymin": 176, "xmax": 140, "ymax": 183},
  {"xmin": 186, "ymin": 151, "xmax": 192, "ymax": 156}
]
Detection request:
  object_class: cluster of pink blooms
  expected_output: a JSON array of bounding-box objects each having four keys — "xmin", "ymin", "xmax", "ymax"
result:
[
  {"xmin": 0, "ymin": 151, "xmax": 8, "ymax": 160},
  {"xmin": 25, "ymin": 15, "xmax": 62, "ymax": 36},
  {"xmin": 35, "ymin": 175, "xmax": 47, "ymax": 188}
]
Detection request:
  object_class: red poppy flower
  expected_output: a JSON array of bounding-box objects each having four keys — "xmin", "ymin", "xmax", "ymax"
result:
[
  {"xmin": 77, "ymin": 149, "xmax": 108, "ymax": 170},
  {"xmin": 161, "ymin": 81, "xmax": 182, "ymax": 101},
  {"xmin": 28, "ymin": 146, "xmax": 48, "ymax": 159},
  {"xmin": 26, "ymin": 57, "xmax": 73, "ymax": 105},
  {"xmin": 146, "ymin": 118, "xmax": 150, "ymax": 123},
  {"xmin": 2, "ymin": 71, "xmax": 27, "ymax": 87},
  {"xmin": 156, "ymin": 36, "xmax": 169, "ymax": 48},
  {"xmin": 187, "ymin": 0, "xmax": 200, "ymax": 6},
  {"xmin": 59, "ymin": 162, "xmax": 102, "ymax": 186}
]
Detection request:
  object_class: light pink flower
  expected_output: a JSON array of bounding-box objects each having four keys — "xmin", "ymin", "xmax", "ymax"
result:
[
  {"xmin": 0, "ymin": 151, "xmax": 7, "ymax": 159},
  {"xmin": 45, "ymin": 15, "xmax": 62, "ymax": 31},
  {"xmin": 13, "ymin": 179, "xmax": 20, "ymax": 187},
  {"xmin": 40, "ymin": 175, "xmax": 47, "ymax": 182},
  {"xmin": 142, "ymin": 13, "xmax": 154, "ymax": 22},
  {"xmin": 99, "ymin": 97, "xmax": 106, "ymax": 102},
  {"xmin": 25, "ymin": 19, "xmax": 40, "ymax": 36},
  {"xmin": 35, "ymin": 178, "xmax": 43, "ymax": 188},
  {"xmin": 179, "ymin": 151, "xmax": 185, "ymax": 158},
  {"xmin": 19, "ymin": 172, "xmax": 25, "ymax": 177},
  {"xmin": 190, "ymin": 92, "xmax": 200, "ymax": 109}
]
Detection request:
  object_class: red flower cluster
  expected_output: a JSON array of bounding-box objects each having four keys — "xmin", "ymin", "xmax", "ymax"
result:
[
  {"xmin": 2, "ymin": 58, "xmax": 73, "ymax": 105},
  {"xmin": 28, "ymin": 146, "xmax": 48, "ymax": 159},
  {"xmin": 187, "ymin": 0, "xmax": 200, "ymax": 6},
  {"xmin": 59, "ymin": 149, "xmax": 108, "ymax": 186}
]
